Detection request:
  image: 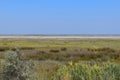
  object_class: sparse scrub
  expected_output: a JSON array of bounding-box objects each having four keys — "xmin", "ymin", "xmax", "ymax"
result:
[{"xmin": 20, "ymin": 48, "xmax": 120, "ymax": 62}]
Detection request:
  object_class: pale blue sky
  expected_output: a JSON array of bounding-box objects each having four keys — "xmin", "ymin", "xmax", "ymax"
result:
[{"xmin": 0, "ymin": 0, "xmax": 120, "ymax": 34}]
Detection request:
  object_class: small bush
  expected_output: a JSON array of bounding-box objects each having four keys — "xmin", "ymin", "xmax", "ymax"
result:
[
  {"xmin": 50, "ymin": 49, "xmax": 60, "ymax": 53},
  {"xmin": 2, "ymin": 50, "xmax": 37, "ymax": 80}
]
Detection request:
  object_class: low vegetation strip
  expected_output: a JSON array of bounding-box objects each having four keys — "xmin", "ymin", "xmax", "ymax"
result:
[
  {"xmin": 1, "ymin": 47, "xmax": 120, "ymax": 62},
  {"xmin": 0, "ymin": 50, "xmax": 120, "ymax": 80}
]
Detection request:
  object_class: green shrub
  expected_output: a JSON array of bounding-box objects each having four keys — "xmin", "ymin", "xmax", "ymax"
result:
[
  {"xmin": 52, "ymin": 62, "xmax": 120, "ymax": 80},
  {"xmin": 2, "ymin": 50, "xmax": 37, "ymax": 80}
]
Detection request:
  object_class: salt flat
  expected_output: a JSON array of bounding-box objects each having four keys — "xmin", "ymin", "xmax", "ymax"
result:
[{"xmin": 0, "ymin": 35, "xmax": 120, "ymax": 39}]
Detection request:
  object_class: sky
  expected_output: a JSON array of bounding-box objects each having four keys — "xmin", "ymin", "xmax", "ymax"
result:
[{"xmin": 0, "ymin": 0, "xmax": 120, "ymax": 34}]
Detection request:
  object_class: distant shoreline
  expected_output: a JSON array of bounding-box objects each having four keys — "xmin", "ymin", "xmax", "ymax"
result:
[{"xmin": 0, "ymin": 35, "xmax": 120, "ymax": 39}]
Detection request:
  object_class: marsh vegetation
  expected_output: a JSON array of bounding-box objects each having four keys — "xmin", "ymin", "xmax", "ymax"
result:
[{"xmin": 0, "ymin": 39, "xmax": 120, "ymax": 80}]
